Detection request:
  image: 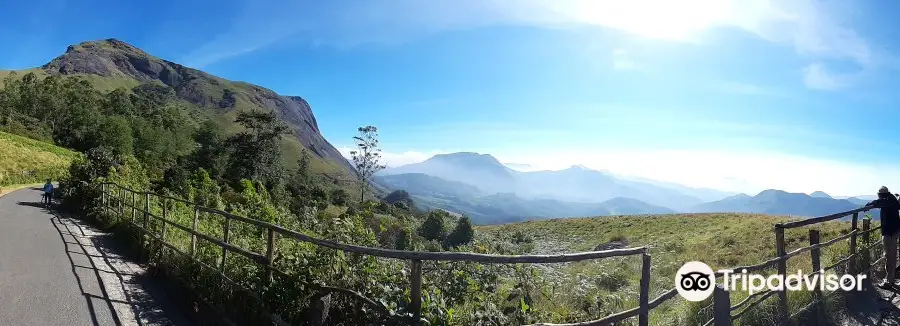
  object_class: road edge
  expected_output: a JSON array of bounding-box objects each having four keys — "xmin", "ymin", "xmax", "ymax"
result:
[{"xmin": 0, "ymin": 183, "xmax": 40, "ymax": 198}]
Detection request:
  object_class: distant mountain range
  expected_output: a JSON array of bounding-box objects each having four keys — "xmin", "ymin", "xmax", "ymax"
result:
[
  {"xmin": 690, "ymin": 190, "xmax": 861, "ymax": 217},
  {"xmin": 380, "ymin": 152, "xmax": 731, "ymax": 209},
  {"xmin": 377, "ymin": 152, "xmax": 716, "ymax": 223},
  {"xmin": 376, "ymin": 173, "xmax": 674, "ymax": 224},
  {"xmin": 375, "ymin": 152, "xmax": 872, "ymax": 224}
]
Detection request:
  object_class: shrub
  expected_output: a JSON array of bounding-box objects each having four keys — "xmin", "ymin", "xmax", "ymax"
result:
[
  {"xmin": 418, "ymin": 210, "xmax": 448, "ymax": 241},
  {"xmin": 329, "ymin": 188, "xmax": 349, "ymax": 206},
  {"xmin": 446, "ymin": 216, "xmax": 475, "ymax": 248},
  {"xmin": 383, "ymin": 189, "xmax": 415, "ymax": 209}
]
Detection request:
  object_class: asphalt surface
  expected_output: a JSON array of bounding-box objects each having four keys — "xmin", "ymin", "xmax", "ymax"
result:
[{"xmin": 0, "ymin": 187, "xmax": 188, "ymax": 326}]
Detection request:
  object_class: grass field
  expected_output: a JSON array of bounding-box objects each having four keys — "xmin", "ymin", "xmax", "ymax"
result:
[
  {"xmin": 0, "ymin": 131, "xmax": 80, "ymax": 186},
  {"xmin": 477, "ymin": 213, "xmax": 877, "ymax": 325}
]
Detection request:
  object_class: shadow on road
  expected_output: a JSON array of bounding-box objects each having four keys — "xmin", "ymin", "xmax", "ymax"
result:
[
  {"xmin": 841, "ymin": 281, "xmax": 900, "ymax": 326},
  {"xmin": 17, "ymin": 201, "xmax": 49, "ymax": 209},
  {"xmin": 20, "ymin": 199, "xmax": 188, "ymax": 326}
]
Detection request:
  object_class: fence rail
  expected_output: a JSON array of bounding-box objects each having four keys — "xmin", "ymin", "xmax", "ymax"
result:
[
  {"xmin": 100, "ymin": 182, "xmax": 661, "ymax": 325},
  {"xmin": 703, "ymin": 208, "xmax": 883, "ymax": 326}
]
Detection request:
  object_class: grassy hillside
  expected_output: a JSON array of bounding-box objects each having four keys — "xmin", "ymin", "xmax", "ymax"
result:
[
  {"xmin": 478, "ymin": 213, "xmax": 871, "ymax": 325},
  {"xmin": 0, "ymin": 131, "xmax": 80, "ymax": 186}
]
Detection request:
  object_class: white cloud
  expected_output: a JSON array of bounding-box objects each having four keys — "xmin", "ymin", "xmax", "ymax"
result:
[
  {"xmin": 337, "ymin": 147, "xmax": 447, "ymax": 168},
  {"xmin": 802, "ymin": 63, "xmax": 851, "ymax": 90},
  {"xmin": 612, "ymin": 48, "xmax": 641, "ymax": 71},
  {"xmin": 488, "ymin": 148, "xmax": 892, "ymax": 197},
  {"xmin": 186, "ymin": 1, "xmax": 877, "ymax": 68},
  {"xmin": 187, "ymin": 0, "xmax": 883, "ymax": 87}
]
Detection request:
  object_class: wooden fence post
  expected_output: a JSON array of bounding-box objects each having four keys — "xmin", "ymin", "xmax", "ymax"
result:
[
  {"xmin": 220, "ymin": 215, "xmax": 230, "ymax": 272},
  {"xmin": 713, "ymin": 285, "xmax": 731, "ymax": 326},
  {"xmin": 118, "ymin": 187, "xmax": 124, "ymax": 220},
  {"xmin": 101, "ymin": 183, "xmax": 106, "ymax": 213},
  {"xmin": 639, "ymin": 252, "xmax": 651, "ymax": 326},
  {"xmin": 410, "ymin": 260, "xmax": 423, "ymax": 325},
  {"xmin": 265, "ymin": 228, "xmax": 275, "ymax": 285},
  {"xmin": 144, "ymin": 192, "xmax": 150, "ymax": 250},
  {"xmin": 131, "ymin": 191, "xmax": 136, "ymax": 223},
  {"xmin": 161, "ymin": 197, "xmax": 168, "ymax": 243},
  {"xmin": 850, "ymin": 212, "xmax": 859, "ymax": 274},
  {"xmin": 863, "ymin": 219, "xmax": 871, "ymax": 275},
  {"xmin": 809, "ymin": 229, "xmax": 822, "ymax": 324},
  {"xmin": 191, "ymin": 207, "xmax": 199, "ymax": 256},
  {"xmin": 774, "ymin": 225, "xmax": 790, "ymax": 325}
]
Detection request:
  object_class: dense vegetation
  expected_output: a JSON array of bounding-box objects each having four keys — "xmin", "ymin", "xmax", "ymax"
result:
[
  {"xmin": 0, "ymin": 130, "xmax": 79, "ymax": 186},
  {"xmin": 0, "ymin": 71, "xmax": 513, "ymax": 325}
]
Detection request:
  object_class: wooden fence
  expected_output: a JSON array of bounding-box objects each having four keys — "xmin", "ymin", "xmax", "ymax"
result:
[
  {"xmin": 701, "ymin": 207, "xmax": 884, "ymax": 326},
  {"xmin": 100, "ymin": 182, "xmax": 668, "ymax": 325},
  {"xmin": 100, "ymin": 182, "xmax": 886, "ymax": 326}
]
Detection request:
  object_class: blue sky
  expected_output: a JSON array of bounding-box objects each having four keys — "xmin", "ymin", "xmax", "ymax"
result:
[{"xmin": 3, "ymin": 0, "xmax": 900, "ymax": 195}]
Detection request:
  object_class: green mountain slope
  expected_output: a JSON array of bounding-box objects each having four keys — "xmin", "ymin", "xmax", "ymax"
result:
[
  {"xmin": 2, "ymin": 38, "xmax": 353, "ymax": 182},
  {"xmin": 0, "ymin": 131, "xmax": 79, "ymax": 186}
]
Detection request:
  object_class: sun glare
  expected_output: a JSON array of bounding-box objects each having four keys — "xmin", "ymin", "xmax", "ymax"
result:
[{"xmin": 546, "ymin": 0, "xmax": 740, "ymax": 41}]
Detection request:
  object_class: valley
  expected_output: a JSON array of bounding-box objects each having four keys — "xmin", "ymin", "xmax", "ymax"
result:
[{"xmin": 376, "ymin": 152, "xmax": 874, "ymax": 224}]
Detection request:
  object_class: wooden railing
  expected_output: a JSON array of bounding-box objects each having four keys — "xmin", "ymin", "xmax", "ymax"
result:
[
  {"xmin": 100, "ymin": 182, "xmax": 666, "ymax": 325},
  {"xmin": 701, "ymin": 207, "xmax": 883, "ymax": 326}
]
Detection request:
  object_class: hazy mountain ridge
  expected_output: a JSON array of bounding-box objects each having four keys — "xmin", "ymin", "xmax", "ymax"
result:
[
  {"xmin": 809, "ymin": 191, "xmax": 832, "ymax": 199},
  {"xmin": 381, "ymin": 152, "xmax": 519, "ymax": 194},
  {"xmin": 375, "ymin": 172, "xmax": 674, "ymax": 224},
  {"xmin": 612, "ymin": 174, "xmax": 736, "ymax": 202},
  {"xmin": 381, "ymin": 152, "xmax": 715, "ymax": 210},
  {"xmin": 691, "ymin": 189, "xmax": 863, "ymax": 217},
  {"xmin": 380, "ymin": 152, "xmax": 872, "ymax": 223}
]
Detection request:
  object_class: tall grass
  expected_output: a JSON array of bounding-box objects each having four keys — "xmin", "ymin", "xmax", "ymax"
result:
[
  {"xmin": 0, "ymin": 131, "xmax": 79, "ymax": 186},
  {"xmin": 479, "ymin": 213, "xmax": 876, "ymax": 325}
]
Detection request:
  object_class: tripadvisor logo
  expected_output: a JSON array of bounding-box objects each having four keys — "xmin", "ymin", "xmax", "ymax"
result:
[
  {"xmin": 675, "ymin": 261, "xmax": 867, "ymax": 301},
  {"xmin": 676, "ymin": 261, "xmax": 715, "ymax": 301}
]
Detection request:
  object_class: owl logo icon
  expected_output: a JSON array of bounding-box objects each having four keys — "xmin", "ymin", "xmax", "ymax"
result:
[
  {"xmin": 676, "ymin": 261, "xmax": 716, "ymax": 301},
  {"xmin": 680, "ymin": 271, "xmax": 712, "ymax": 291}
]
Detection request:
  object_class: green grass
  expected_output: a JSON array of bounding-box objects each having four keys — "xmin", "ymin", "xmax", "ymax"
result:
[
  {"xmin": 0, "ymin": 131, "xmax": 80, "ymax": 186},
  {"xmin": 478, "ymin": 213, "xmax": 873, "ymax": 325},
  {"xmin": 0, "ymin": 68, "xmax": 137, "ymax": 92},
  {"xmin": 0, "ymin": 68, "xmax": 48, "ymax": 84}
]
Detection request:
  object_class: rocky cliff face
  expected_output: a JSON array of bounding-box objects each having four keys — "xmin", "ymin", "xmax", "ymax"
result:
[{"xmin": 42, "ymin": 38, "xmax": 350, "ymax": 169}]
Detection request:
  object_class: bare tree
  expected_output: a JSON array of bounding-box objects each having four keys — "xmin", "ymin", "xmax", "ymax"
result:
[{"xmin": 350, "ymin": 126, "xmax": 386, "ymax": 203}]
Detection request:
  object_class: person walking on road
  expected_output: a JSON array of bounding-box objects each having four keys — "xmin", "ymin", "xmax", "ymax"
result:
[
  {"xmin": 42, "ymin": 179, "xmax": 54, "ymax": 206},
  {"xmin": 867, "ymin": 186, "xmax": 900, "ymax": 289}
]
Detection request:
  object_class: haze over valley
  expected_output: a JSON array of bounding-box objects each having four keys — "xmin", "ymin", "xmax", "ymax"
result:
[{"xmin": 371, "ymin": 152, "xmax": 873, "ymax": 224}]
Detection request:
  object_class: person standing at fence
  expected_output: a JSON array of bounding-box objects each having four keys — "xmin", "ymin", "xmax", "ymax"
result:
[{"xmin": 866, "ymin": 186, "xmax": 900, "ymax": 289}]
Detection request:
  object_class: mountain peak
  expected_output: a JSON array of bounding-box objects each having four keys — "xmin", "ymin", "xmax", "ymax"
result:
[
  {"xmin": 36, "ymin": 38, "xmax": 349, "ymax": 170},
  {"xmin": 757, "ymin": 189, "xmax": 796, "ymax": 196},
  {"xmin": 67, "ymin": 38, "xmax": 146, "ymax": 55},
  {"xmin": 810, "ymin": 191, "xmax": 832, "ymax": 199},
  {"xmin": 431, "ymin": 152, "xmax": 502, "ymax": 165},
  {"xmin": 45, "ymin": 38, "xmax": 173, "ymax": 80}
]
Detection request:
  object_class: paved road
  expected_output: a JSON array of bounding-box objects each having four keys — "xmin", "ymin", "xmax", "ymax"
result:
[{"xmin": 0, "ymin": 187, "xmax": 188, "ymax": 326}]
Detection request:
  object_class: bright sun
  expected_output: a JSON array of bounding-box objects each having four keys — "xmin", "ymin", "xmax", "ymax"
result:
[{"xmin": 544, "ymin": 0, "xmax": 746, "ymax": 41}]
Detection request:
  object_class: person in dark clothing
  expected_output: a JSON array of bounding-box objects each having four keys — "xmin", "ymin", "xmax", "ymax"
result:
[{"xmin": 866, "ymin": 186, "xmax": 900, "ymax": 289}]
